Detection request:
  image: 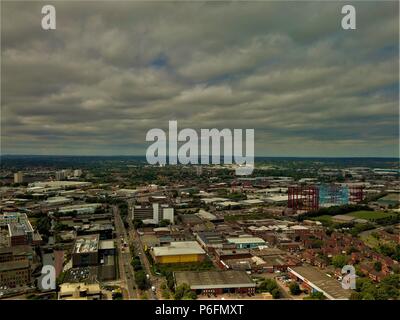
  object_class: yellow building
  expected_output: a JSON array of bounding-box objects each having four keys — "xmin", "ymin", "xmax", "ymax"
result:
[{"xmin": 151, "ymin": 241, "xmax": 206, "ymax": 264}]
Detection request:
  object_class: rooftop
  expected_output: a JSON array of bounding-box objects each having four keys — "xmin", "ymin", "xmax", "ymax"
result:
[
  {"xmin": 227, "ymin": 237, "xmax": 266, "ymax": 244},
  {"xmin": 152, "ymin": 241, "xmax": 205, "ymax": 257},
  {"xmin": 59, "ymin": 203, "xmax": 102, "ymax": 213},
  {"xmin": 59, "ymin": 282, "xmax": 101, "ymax": 298},
  {"xmin": 264, "ymin": 195, "xmax": 288, "ymax": 202},
  {"xmin": 201, "ymin": 197, "xmax": 228, "ymax": 204},
  {"xmin": 99, "ymin": 240, "xmax": 115, "ymax": 250},
  {"xmin": 240, "ymin": 199, "xmax": 265, "ymax": 205},
  {"xmin": 196, "ymin": 210, "xmax": 217, "ymax": 221},
  {"xmin": 218, "ymin": 201, "xmax": 242, "ymax": 207},
  {"xmin": 0, "ymin": 245, "xmax": 33, "ymax": 255},
  {"xmin": 74, "ymin": 235, "xmax": 100, "ymax": 254},
  {"xmin": 288, "ymin": 266, "xmax": 352, "ymax": 300},
  {"xmin": 28, "ymin": 181, "xmax": 91, "ymax": 189},
  {"xmin": 0, "ymin": 260, "xmax": 30, "ymax": 272}
]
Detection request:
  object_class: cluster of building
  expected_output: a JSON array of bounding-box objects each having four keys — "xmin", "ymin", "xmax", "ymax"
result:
[
  {"xmin": 0, "ymin": 162, "xmax": 398, "ymax": 300},
  {"xmin": 0, "ymin": 213, "xmax": 41, "ymax": 247},
  {"xmin": 0, "ymin": 171, "xmax": 119, "ymax": 298}
]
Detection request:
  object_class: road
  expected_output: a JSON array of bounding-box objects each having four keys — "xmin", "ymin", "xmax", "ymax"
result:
[
  {"xmin": 113, "ymin": 206, "xmax": 138, "ymax": 299},
  {"xmin": 126, "ymin": 204, "xmax": 159, "ymax": 300}
]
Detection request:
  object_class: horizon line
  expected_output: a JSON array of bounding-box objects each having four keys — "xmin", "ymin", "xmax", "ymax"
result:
[{"xmin": 1, "ymin": 154, "xmax": 399, "ymax": 159}]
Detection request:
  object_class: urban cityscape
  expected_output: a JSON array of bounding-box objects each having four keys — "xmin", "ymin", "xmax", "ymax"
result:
[
  {"xmin": 1, "ymin": 0, "xmax": 399, "ymax": 304},
  {"xmin": 0, "ymin": 156, "xmax": 399, "ymax": 300}
]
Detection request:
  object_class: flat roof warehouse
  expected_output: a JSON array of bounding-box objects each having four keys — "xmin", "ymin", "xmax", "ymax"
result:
[{"xmin": 288, "ymin": 266, "xmax": 352, "ymax": 300}]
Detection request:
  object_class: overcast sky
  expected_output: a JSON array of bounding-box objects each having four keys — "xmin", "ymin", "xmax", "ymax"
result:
[{"xmin": 1, "ymin": 1, "xmax": 399, "ymax": 157}]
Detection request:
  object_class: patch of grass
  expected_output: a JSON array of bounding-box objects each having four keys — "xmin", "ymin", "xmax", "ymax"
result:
[
  {"xmin": 310, "ymin": 215, "xmax": 332, "ymax": 223},
  {"xmin": 346, "ymin": 211, "xmax": 394, "ymax": 220},
  {"xmin": 360, "ymin": 234, "xmax": 381, "ymax": 248},
  {"xmin": 378, "ymin": 194, "xmax": 400, "ymax": 202}
]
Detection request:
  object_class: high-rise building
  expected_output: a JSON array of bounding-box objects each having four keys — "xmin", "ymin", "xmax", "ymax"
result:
[
  {"xmin": 132, "ymin": 203, "xmax": 174, "ymax": 224},
  {"xmin": 55, "ymin": 171, "xmax": 65, "ymax": 181},
  {"xmin": 73, "ymin": 169, "xmax": 82, "ymax": 177},
  {"xmin": 13, "ymin": 171, "xmax": 24, "ymax": 183}
]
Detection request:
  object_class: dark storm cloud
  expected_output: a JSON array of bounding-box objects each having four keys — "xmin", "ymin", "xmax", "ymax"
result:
[{"xmin": 1, "ymin": 1, "xmax": 398, "ymax": 157}]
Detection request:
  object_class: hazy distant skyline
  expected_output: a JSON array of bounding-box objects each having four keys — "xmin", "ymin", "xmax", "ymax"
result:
[{"xmin": 1, "ymin": 1, "xmax": 399, "ymax": 157}]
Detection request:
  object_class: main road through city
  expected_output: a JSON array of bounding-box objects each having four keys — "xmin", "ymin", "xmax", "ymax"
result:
[
  {"xmin": 114, "ymin": 205, "xmax": 159, "ymax": 300},
  {"xmin": 113, "ymin": 206, "xmax": 138, "ymax": 299},
  {"xmin": 126, "ymin": 205, "xmax": 159, "ymax": 300}
]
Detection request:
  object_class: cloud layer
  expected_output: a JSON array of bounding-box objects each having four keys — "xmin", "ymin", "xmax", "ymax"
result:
[{"xmin": 1, "ymin": 1, "xmax": 399, "ymax": 157}]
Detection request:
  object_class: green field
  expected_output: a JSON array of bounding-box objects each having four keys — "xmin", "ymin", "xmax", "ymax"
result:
[
  {"xmin": 360, "ymin": 233, "xmax": 381, "ymax": 248},
  {"xmin": 378, "ymin": 193, "xmax": 400, "ymax": 202},
  {"xmin": 310, "ymin": 210, "xmax": 397, "ymax": 224},
  {"xmin": 346, "ymin": 210, "xmax": 394, "ymax": 220}
]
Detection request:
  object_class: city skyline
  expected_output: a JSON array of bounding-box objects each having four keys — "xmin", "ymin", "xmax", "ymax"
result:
[{"xmin": 1, "ymin": 1, "xmax": 399, "ymax": 157}]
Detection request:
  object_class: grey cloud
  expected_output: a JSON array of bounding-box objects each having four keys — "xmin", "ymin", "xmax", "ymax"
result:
[{"xmin": 1, "ymin": 1, "xmax": 398, "ymax": 157}]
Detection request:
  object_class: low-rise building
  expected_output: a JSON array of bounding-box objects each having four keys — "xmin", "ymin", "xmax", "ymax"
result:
[
  {"xmin": 151, "ymin": 241, "xmax": 206, "ymax": 264},
  {"xmin": 58, "ymin": 203, "xmax": 102, "ymax": 215},
  {"xmin": 58, "ymin": 282, "xmax": 104, "ymax": 300},
  {"xmin": 196, "ymin": 231, "xmax": 225, "ymax": 250},
  {"xmin": 226, "ymin": 236, "xmax": 266, "ymax": 249},
  {"xmin": 288, "ymin": 266, "xmax": 352, "ymax": 300},
  {"xmin": 174, "ymin": 270, "xmax": 256, "ymax": 295}
]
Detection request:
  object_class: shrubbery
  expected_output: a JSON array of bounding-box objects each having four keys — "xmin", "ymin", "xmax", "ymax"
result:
[
  {"xmin": 258, "ymin": 279, "xmax": 281, "ymax": 299},
  {"xmin": 350, "ymin": 275, "xmax": 400, "ymax": 300}
]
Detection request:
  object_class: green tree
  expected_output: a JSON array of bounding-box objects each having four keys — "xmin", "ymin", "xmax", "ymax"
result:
[
  {"xmin": 162, "ymin": 290, "xmax": 170, "ymax": 299},
  {"xmin": 174, "ymin": 283, "xmax": 196, "ymax": 300},
  {"xmin": 311, "ymin": 240, "xmax": 323, "ymax": 249},
  {"xmin": 304, "ymin": 291, "xmax": 325, "ymax": 300},
  {"xmin": 289, "ymin": 282, "xmax": 301, "ymax": 295},
  {"xmin": 331, "ymin": 255, "xmax": 347, "ymax": 268},
  {"xmin": 374, "ymin": 261, "xmax": 382, "ymax": 272},
  {"xmin": 271, "ymin": 288, "xmax": 280, "ymax": 299},
  {"xmin": 134, "ymin": 270, "xmax": 148, "ymax": 290},
  {"xmin": 133, "ymin": 219, "xmax": 144, "ymax": 229},
  {"xmin": 259, "ymin": 279, "xmax": 278, "ymax": 293},
  {"xmin": 37, "ymin": 215, "xmax": 51, "ymax": 236},
  {"xmin": 159, "ymin": 219, "xmax": 171, "ymax": 227},
  {"xmin": 349, "ymin": 292, "xmax": 362, "ymax": 300},
  {"xmin": 183, "ymin": 290, "xmax": 197, "ymax": 300},
  {"xmin": 362, "ymin": 293, "xmax": 376, "ymax": 300}
]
